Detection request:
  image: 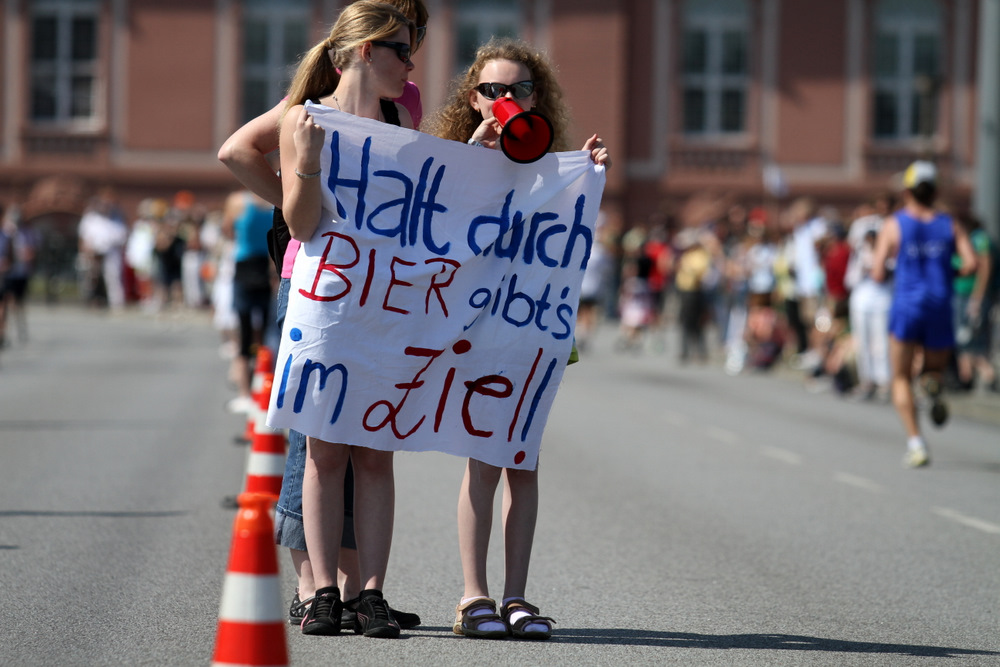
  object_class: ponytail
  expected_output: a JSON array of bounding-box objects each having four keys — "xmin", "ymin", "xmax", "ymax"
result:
[{"xmin": 284, "ymin": 42, "xmax": 341, "ymax": 112}]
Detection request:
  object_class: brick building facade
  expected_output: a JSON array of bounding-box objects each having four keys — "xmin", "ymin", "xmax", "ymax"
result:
[{"xmin": 0, "ymin": 0, "xmax": 984, "ymax": 239}]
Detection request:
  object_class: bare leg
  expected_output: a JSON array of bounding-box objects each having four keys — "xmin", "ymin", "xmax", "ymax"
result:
[
  {"xmin": 457, "ymin": 459, "xmax": 502, "ymax": 599},
  {"xmin": 301, "ymin": 437, "xmax": 349, "ymax": 590},
  {"xmin": 889, "ymin": 336, "xmax": 919, "ymax": 438},
  {"xmin": 500, "ymin": 466, "xmax": 538, "ymax": 601},
  {"xmin": 289, "ymin": 547, "xmax": 315, "ymax": 600},
  {"xmin": 338, "ymin": 547, "xmax": 361, "ymax": 600},
  {"xmin": 350, "ymin": 446, "xmax": 395, "ymax": 592}
]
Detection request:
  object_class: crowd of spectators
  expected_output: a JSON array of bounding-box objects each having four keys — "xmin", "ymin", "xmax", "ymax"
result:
[
  {"xmin": 68, "ymin": 186, "xmax": 278, "ymax": 389},
  {"xmin": 3, "ymin": 182, "xmax": 998, "ymax": 406},
  {"xmin": 580, "ymin": 190, "xmax": 1000, "ymax": 398}
]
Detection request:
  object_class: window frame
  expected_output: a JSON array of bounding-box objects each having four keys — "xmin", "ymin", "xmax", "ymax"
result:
[
  {"xmin": 240, "ymin": 0, "xmax": 311, "ymax": 124},
  {"xmin": 452, "ymin": 0, "xmax": 521, "ymax": 74},
  {"xmin": 679, "ymin": 0, "xmax": 751, "ymax": 138},
  {"xmin": 28, "ymin": 0, "xmax": 100, "ymax": 128},
  {"xmin": 870, "ymin": 0, "xmax": 943, "ymax": 142}
]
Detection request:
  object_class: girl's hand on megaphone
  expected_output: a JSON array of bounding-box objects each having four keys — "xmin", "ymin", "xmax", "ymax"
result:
[
  {"xmin": 583, "ymin": 134, "xmax": 611, "ymax": 168},
  {"xmin": 469, "ymin": 114, "xmax": 503, "ymax": 150}
]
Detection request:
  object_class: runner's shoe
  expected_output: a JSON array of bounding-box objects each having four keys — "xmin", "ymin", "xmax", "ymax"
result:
[
  {"xmin": 903, "ymin": 445, "xmax": 930, "ymax": 468},
  {"xmin": 922, "ymin": 376, "xmax": 949, "ymax": 427}
]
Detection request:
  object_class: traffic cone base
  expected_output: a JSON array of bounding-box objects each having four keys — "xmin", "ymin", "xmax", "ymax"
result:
[
  {"xmin": 212, "ymin": 493, "xmax": 287, "ymax": 667},
  {"xmin": 212, "ymin": 622, "xmax": 287, "ymax": 667}
]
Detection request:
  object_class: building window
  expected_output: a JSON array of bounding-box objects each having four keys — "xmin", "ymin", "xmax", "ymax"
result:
[
  {"xmin": 453, "ymin": 0, "xmax": 520, "ymax": 73},
  {"xmin": 242, "ymin": 0, "xmax": 309, "ymax": 123},
  {"xmin": 681, "ymin": 0, "xmax": 749, "ymax": 136},
  {"xmin": 872, "ymin": 0, "xmax": 942, "ymax": 140},
  {"xmin": 30, "ymin": 0, "xmax": 99, "ymax": 125}
]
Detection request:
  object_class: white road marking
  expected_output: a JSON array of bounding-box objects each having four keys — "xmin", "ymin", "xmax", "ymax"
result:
[
  {"xmin": 932, "ymin": 507, "xmax": 1000, "ymax": 535},
  {"xmin": 760, "ymin": 446, "xmax": 802, "ymax": 465},
  {"xmin": 833, "ymin": 472, "xmax": 885, "ymax": 494}
]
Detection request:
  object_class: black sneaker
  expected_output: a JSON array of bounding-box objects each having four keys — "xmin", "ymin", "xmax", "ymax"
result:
[
  {"xmin": 353, "ymin": 590, "xmax": 400, "ymax": 638},
  {"xmin": 301, "ymin": 586, "xmax": 342, "ymax": 636},
  {"xmin": 343, "ymin": 596, "xmax": 421, "ymax": 629},
  {"xmin": 288, "ymin": 591, "xmax": 313, "ymax": 625}
]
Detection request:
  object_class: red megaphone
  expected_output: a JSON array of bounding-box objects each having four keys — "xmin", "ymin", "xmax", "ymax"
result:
[{"xmin": 492, "ymin": 97, "xmax": 554, "ymax": 164}]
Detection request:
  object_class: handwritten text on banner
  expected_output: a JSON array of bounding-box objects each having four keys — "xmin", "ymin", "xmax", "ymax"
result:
[{"xmin": 266, "ymin": 103, "xmax": 606, "ymax": 470}]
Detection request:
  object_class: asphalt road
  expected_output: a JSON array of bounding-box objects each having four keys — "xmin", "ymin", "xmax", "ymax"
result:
[{"xmin": 0, "ymin": 306, "xmax": 997, "ymax": 666}]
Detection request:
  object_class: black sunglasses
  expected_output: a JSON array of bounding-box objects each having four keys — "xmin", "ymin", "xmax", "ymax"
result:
[
  {"xmin": 371, "ymin": 40, "xmax": 412, "ymax": 64},
  {"xmin": 416, "ymin": 25, "xmax": 427, "ymax": 47},
  {"xmin": 475, "ymin": 80, "xmax": 534, "ymax": 100}
]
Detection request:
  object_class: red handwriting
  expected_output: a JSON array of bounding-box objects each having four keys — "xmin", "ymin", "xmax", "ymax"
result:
[
  {"xmin": 359, "ymin": 340, "xmax": 553, "ymax": 443},
  {"xmin": 299, "ymin": 231, "xmax": 461, "ymax": 316}
]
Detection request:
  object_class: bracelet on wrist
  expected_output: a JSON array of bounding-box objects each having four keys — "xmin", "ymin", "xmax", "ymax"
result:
[
  {"xmin": 467, "ymin": 138, "xmax": 485, "ymax": 148},
  {"xmin": 295, "ymin": 168, "xmax": 322, "ymax": 179}
]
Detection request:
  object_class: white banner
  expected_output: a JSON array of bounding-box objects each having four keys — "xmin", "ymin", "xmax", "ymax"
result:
[{"xmin": 267, "ymin": 103, "xmax": 606, "ymax": 470}]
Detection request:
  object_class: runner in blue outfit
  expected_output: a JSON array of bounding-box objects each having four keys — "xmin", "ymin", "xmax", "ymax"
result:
[{"xmin": 872, "ymin": 161, "xmax": 977, "ymax": 468}]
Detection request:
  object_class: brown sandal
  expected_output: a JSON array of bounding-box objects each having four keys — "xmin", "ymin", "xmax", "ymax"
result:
[
  {"xmin": 500, "ymin": 599, "xmax": 555, "ymax": 640},
  {"xmin": 452, "ymin": 597, "xmax": 508, "ymax": 639}
]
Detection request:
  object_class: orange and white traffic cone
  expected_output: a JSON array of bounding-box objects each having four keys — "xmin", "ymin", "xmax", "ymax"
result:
[
  {"xmin": 240, "ymin": 347, "xmax": 274, "ymax": 445},
  {"xmin": 244, "ymin": 375, "xmax": 286, "ymax": 498},
  {"xmin": 212, "ymin": 492, "xmax": 287, "ymax": 667}
]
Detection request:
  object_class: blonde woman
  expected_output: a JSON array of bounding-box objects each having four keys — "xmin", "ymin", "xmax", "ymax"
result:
[
  {"xmin": 277, "ymin": 0, "xmax": 414, "ymax": 637},
  {"xmin": 218, "ymin": 0, "xmax": 428, "ymax": 632}
]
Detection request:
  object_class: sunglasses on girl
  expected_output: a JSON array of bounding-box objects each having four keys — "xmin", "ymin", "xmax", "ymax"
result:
[
  {"xmin": 371, "ymin": 40, "xmax": 412, "ymax": 64},
  {"xmin": 416, "ymin": 25, "xmax": 427, "ymax": 47},
  {"xmin": 475, "ymin": 80, "xmax": 534, "ymax": 100}
]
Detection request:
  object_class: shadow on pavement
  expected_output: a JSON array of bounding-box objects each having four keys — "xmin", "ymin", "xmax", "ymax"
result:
[
  {"xmin": 0, "ymin": 510, "xmax": 187, "ymax": 518},
  {"xmin": 550, "ymin": 629, "xmax": 999, "ymax": 658}
]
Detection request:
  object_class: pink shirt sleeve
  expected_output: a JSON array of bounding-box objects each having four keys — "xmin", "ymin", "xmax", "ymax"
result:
[
  {"xmin": 281, "ymin": 239, "xmax": 300, "ymax": 279},
  {"xmin": 394, "ymin": 82, "xmax": 422, "ymax": 129}
]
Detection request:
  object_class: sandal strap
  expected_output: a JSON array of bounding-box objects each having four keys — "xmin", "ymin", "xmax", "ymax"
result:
[
  {"xmin": 501, "ymin": 599, "xmax": 540, "ymax": 618},
  {"xmin": 456, "ymin": 596, "xmax": 498, "ymax": 615},
  {"xmin": 509, "ymin": 613, "xmax": 556, "ymax": 633},
  {"xmin": 501, "ymin": 599, "xmax": 555, "ymax": 633},
  {"xmin": 454, "ymin": 597, "xmax": 503, "ymax": 634}
]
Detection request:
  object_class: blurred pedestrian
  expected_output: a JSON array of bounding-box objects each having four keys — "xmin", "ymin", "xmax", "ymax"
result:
[
  {"xmin": 153, "ymin": 207, "xmax": 185, "ymax": 311},
  {"xmin": 735, "ymin": 211, "xmax": 784, "ymax": 372},
  {"xmin": 674, "ymin": 228, "xmax": 712, "ymax": 363},
  {"xmin": 126, "ymin": 198, "xmax": 164, "ymax": 312},
  {"xmin": 0, "ymin": 206, "xmax": 38, "ymax": 344},
  {"xmin": 845, "ymin": 195, "xmax": 895, "ymax": 400},
  {"xmin": 616, "ymin": 256, "xmax": 654, "ymax": 351},
  {"xmin": 783, "ymin": 197, "xmax": 827, "ymax": 370},
  {"xmin": 952, "ymin": 212, "xmax": 998, "ymax": 393},
  {"xmin": 221, "ymin": 189, "xmax": 273, "ymax": 415},
  {"xmin": 78, "ymin": 187, "xmax": 128, "ymax": 310},
  {"xmin": 575, "ymin": 212, "xmax": 614, "ymax": 352},
  {"xmin": 871, "ymin": 161, "xmax": 977, "ymax": 468},
  {"xmin": 173, "ymin": 191, "xmax": 208, "ymax": 309}
]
